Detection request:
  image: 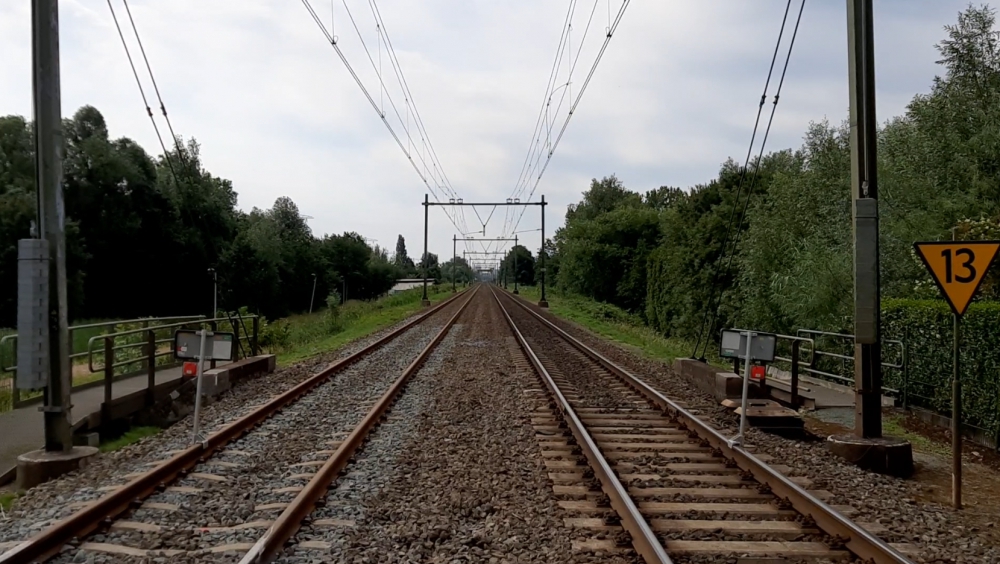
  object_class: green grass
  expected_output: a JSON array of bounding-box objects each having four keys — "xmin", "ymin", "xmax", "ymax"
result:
[
  {"xmin": 515, "ymin": 286, "xmax": 725, "ymax": 368},
  {"xmin": 883, "ymin": 413, "xmax": 950, "ymax": 456},
  {"xmin": 274, "ymin": 285, "xmax": 456, "ymax": 365},
  {"xmin": 0, "ymin": 491, "xmax": 18, "ymax": 512},
  {"xmin": 100, "ymin": 426, "xmax": 161, "ymax": 453}
]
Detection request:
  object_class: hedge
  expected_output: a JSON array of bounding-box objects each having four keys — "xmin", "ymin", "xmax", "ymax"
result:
[{"xmin": 883, "ymin": 299, "xmax": 1000, "ymax": 437}]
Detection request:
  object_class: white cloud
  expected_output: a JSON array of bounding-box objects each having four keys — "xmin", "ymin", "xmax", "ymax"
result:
[{"xmin": 0, "ymin": 0, "xmax": 973, "ymax": 260}]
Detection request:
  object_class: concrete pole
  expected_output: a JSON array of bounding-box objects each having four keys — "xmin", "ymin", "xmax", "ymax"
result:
[
  {"xmin": 34, "ymin": 0, "xmax": 72, "ymax": 452},
  {"xmin": 847, "ymin": 0, "xmax": 882, "ymax": 439},
  {"xmin": 452, "ymin": 235, "xmax": 457, "ymax": 293}
]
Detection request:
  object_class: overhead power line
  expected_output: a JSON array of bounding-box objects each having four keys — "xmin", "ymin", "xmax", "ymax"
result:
[
  {"xmin": 504, "ymin": 0, "xmax": 632, "ymax": 238},
  {"xmin": 300, "ymin": 0, "xmax": 468, "ymax": 237},
  {"xmin": 692, "ymin": 0, "xmax": 806, "ymax": 360},
  {"xmin": 106, "ymin": 0, "xmax": 187, "ymax": 190}
]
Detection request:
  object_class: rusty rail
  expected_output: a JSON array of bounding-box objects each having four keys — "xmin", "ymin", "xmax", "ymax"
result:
[
  {"xmin": 501, "ymin": 290, "xmax": 914, "ymax": 564},
  {"xmin": 491, "ymin": 287, "xmax": 673, "ymax": 564},
  {"xmin": 0, "ymin": 290, "xmax": 468, "ymax": 564},
  {"xmin": 240, "ymin": 286, "xmax": 479, "ymax": 563}
]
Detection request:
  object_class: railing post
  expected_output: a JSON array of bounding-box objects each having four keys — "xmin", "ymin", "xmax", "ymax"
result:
[
  {"xmin": 146, "ymin": 329, "xmax": 156, "ymax": 406},
  {"xmin": 252, "ymin": 316, "xmax": 260, "ymax": 356},
  {"xmin": 790, "ymin": 340, "xmax": 801, "ymax": 409},
  {"xmin": 103, "ymin": 337, "xmax": 113, "ymax": 429},
  {"xmin": 210, "ymin": 320, "xmax": 217, "ymax": 369}
]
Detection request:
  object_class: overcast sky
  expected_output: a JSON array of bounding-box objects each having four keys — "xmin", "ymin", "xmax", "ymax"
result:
[{"xmin": 0, "ymin": 1, "xmax": 979, "ymax": 262}]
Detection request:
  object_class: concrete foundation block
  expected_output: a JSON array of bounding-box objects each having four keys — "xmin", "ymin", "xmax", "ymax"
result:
[
  {"xmin": 16, "ymin": 446, "xmax": 99, "ymax": 490},
  {"xmin": 200, "ymin": 369, "xmax": 231, "ymax": 396},
  {"xmin": 673, "ymin": 358, "xmax": 744, "ymax": 401},
  {"xmin": 827, "ymin": 434, "xmax": 914, "ymax": 478}
]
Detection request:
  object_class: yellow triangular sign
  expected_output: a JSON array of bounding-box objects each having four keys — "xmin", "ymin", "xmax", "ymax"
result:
[{"xmin": 914, "ymin": 241, "xmax": 1000, "ymax": 316}]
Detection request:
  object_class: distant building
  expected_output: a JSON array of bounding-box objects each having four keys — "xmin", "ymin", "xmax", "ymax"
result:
[{"xmin": 389, "ymin": 278, "xmax": 433, "ymax": 295}]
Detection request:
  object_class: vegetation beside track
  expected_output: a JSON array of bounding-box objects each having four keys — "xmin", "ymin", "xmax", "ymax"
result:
[
  {"xmin": 99, "ymin": 426, "xmax": 162, "ymax": 453},
  {"xmin": 270, "ymin": 285, "xmax": 456, "ymax": 365},
  {"xmin": 515, "ymin": 286, "xmax": 724, "ymax": 368}
]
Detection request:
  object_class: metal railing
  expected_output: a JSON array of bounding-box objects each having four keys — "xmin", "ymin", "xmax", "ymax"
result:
[
  {"xmin": 86, "ymin": 313, "xmax": 260, "ymax": 412},
  {"xmin": 0, "ymin": 313, "xmax": 259, "ymax": 413},
  {"xmin": 794, "ymin": 330, "xmax": 905, "ymax": 397}
]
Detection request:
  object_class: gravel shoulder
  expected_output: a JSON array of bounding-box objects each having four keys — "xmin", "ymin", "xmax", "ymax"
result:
[
  {"xmin": 0, "ymin": 298, "xmax": 461, "ymax": 549},
  {"xmin": 514, "ymin": 294, "xmax": 1000, "ymax": 564}
]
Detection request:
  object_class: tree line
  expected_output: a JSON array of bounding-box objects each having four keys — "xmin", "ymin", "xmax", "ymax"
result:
[
  {"xmin": 549, "ymin": 6, "xmax": 1000, "ymax": 342},
  {"xmin": 0, "ymin": 105, "xmax": 456, "ymax": 326}
]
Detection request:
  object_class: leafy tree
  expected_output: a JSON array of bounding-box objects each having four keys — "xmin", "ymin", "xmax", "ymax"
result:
[
  {"xmin": 393, "ymin": 234, "xmax": 416, "ymax": 275},
  {"xmin": 501, "ymin": 245, "xmax": 536, "ymax": 286}
]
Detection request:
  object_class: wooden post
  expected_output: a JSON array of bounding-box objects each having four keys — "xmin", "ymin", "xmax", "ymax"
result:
[{"xmin": 146, "ymin": 329, "xmax": 156, "ymax": 406}]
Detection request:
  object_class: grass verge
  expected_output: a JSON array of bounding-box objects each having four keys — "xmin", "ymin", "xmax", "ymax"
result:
[
  {"xmin": 0, "ymin": 491, "xmax": 18, "ymax": 512},
  {"xmin": 99, "ymin": 426, "xmax": 161, "ymax": 453},
  {"xmin": 515, "ymin": 286, "xmax": 725, "ymax": 367},
  {"xmin": 883, "ymin": 413, "xmax": 950, "ymax": 457},
  {"xmin": 273, "ymin": 285, "xmax": 456, "ymax": 365}
]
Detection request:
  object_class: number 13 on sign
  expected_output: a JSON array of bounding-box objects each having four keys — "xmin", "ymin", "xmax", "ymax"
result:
[{"xmin": 914, "ymin": 241, "xmax": 1000, "ymax": 316}]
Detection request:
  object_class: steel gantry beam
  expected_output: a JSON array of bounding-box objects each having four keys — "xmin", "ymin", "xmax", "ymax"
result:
[{"xmin": 424, "ymin": 195, "xmax": 548, "ymax": 306}]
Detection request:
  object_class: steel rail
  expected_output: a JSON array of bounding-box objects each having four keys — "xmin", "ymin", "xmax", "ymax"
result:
[
  {"xmin": 0, "ymin": 290, "xmax": 468, "ymax": 564},
  {"xmin": 240, "ymin": 286, "xmax": 479, "ymax": 563},
  {"xmin": 501, "ymin": 290, "xmax": 915, "ymax": 564},
  {"xmin": 490, "ymin": 287, "xmax": 673, "ymax": 564}
]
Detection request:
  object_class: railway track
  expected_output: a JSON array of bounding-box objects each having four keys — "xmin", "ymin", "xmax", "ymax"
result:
[
  {"xmin": 491, "ymin": 286, "xmax": 916, "ymax": 564},
  {"xmin": 0, "ymin": 287, "xmax": 477, "ymax": 564}
]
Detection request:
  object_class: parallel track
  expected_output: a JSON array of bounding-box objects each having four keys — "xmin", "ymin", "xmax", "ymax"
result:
[
  {"xmin": 491, "ymin": 286, "xmax": 914, "ymax": 564},
  {"xmin": 0, "ymin": 288, "xmax": 475, "ymax": 564}
]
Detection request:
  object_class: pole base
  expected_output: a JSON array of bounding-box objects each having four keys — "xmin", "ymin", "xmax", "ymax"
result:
[
  {"xmin": 513, "ymin": 290, "xmax": 519, "ymax": 295},
  {"xmin": 538, "ymin": 300, "xmax": 549, "ymax": 308},
  {"xmin": 421, "ymin": 299, "xmax": 431, "ymax": 307},
  {"xmin": 827, "ymin": 434, "xmax": 913, "ymax": 478},
  {"xmin": 16, "ymin": 446, "xmax": 99, "ymax": 490}
]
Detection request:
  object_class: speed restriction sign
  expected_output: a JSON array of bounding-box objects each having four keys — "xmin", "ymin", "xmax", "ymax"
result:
[{"xmin": 913, "ymin": 241, "xmax": 1000, "ymax": 316}]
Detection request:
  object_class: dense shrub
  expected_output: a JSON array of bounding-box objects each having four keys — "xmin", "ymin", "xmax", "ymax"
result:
[{"xmin": 883, "ymin": 299, "xmax": 1000, "ymax": 435}]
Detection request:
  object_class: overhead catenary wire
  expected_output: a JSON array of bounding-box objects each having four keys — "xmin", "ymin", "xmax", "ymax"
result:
[
  {"xmin": 121, "ymin": 0, "xmax": 187, "ymax": 164},
  {"xmin": 505, "ymin": 0, "xmax": 631, "ymax": 237},
  {"xmin": 694, "ymin": 0, "xmax": 806, "ymax": 360},
  {"xmin": 105, "ymin": 0, "xmax": 183, "ymax": 188},
  {"xmin": 300, "ymin": 0, "xmax": 466, "ymax": 235},
  {"xmin": 689, "ymin": 0, "xmax": 795, "ymax": 358}
]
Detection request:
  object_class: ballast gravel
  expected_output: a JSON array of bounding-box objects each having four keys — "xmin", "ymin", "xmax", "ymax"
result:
[
  {"xmin": 518, "ymin": 296, "xmax": 1000, "ymax": 564},
  {"xmin": 0, "ymin": 297, "xmax": 463, "ymax": 555},
  {"xmin": 278, "ymin": 291, "xmax": 634, "ymax": 564}
]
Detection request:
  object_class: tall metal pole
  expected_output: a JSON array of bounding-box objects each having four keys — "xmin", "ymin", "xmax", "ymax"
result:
[
  {"xmin": 513, "ymin": 236, "xmax": 519, "ymax": 294},
  {"xmin": 539, "ymin": 195, "xmax": 548, "ymax": 307},
  {"xmin": 452, "ymin": 235, "xmax": 457, "ymax": 292},
  {"xmin": 308, "ymin": 273, "xmax": 317, "ymax": 314},
  {"xmin": 208, "ymin": 268, "xmax": 217, "ymax": 317},
  {"xmin": 34, "ymin": 0, "xmax": 72, "ymax": 452},
  {"xmin": 421, "ymin": 194, "xmax": 430, "ymax": 306},
  {"xmin": 847, "ymin": 0, "xmax": 882, "ymax": 439},
  {"xmin": 952, "ymin": 311, "xmax": 962, "ymax": 508}
]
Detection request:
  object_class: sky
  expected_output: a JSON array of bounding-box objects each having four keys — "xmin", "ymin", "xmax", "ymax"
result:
[{"xmin": 0, "ymin": 0, "xmax": 979, "ymax": 264}]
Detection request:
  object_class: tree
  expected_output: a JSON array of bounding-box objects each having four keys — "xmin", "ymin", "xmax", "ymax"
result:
[
  {"xmin": 393, "ymin": 234, "xmax": 415, "ymax": 275},
  {"xmin": 502, "ymin": 245, "xmax": 535, "ymax": 287},
  {"xmin": 418, "ymin": 252, "xmax": 441, "ymax": 282}
]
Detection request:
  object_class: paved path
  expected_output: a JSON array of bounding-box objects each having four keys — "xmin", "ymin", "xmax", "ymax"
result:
[{"xmin": 0, "ymin": 365, "xmax": 197, "ymax": 482}]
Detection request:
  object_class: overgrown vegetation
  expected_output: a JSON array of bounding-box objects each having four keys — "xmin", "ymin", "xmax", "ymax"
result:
[
  {"xmin": 270, "ymin": 284, "xmax": 453, "ymax": 364},
  {"xmin": 99, "ymin": 426, "xmax": 161, "ymax": 453},
  {"xmin": 517, "ymin": 286, "xmax": 722, "ymax": 367},
  {"xmin": 545, "ymin": 7, "xmax": 1000, "ymax": 427}
]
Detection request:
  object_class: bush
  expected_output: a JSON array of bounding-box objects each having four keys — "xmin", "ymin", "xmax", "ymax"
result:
[{"xmin": 883, "ymin": 299, "xmax": 1000, "ymax": 436}]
